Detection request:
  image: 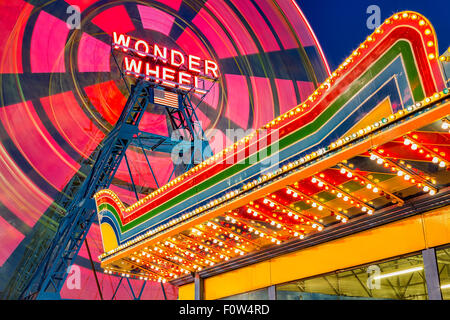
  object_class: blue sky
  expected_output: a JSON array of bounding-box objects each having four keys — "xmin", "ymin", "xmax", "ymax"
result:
[{"xmin": 299, "ymin": 0, "xmax": 450, "ymax": 70}]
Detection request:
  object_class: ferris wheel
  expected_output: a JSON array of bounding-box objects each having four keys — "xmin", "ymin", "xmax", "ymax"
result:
[{"xmin": 0, "ymin": 0, "xmax": 329, "ymax": 299}]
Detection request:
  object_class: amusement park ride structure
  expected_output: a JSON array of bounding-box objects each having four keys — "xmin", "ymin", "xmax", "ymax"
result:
[
  {"xmin": 9, "ymin": 10, "xmax": 449, "ymax": 300},
  {"xmin": 20, "ymin": 42, "xmax": 216, "ymax": 299},
  {"xmin": 0, "ymin": 0, "xmax": 332, "ymax": 300}
]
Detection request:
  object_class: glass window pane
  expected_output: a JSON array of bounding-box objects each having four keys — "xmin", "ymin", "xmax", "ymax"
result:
[
  {"xmin": 221, "ymin": 287, "xmax": 269, "ymax": 300},
  {"xmin": 276, "ymin": 253, "xmax": 428, "ymax": 300},
  {"xmin": 436, "ymin": 246, "xmax": 450, "ymax": 300}
]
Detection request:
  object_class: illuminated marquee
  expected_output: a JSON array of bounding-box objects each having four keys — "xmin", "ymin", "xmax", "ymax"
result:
[
  {"xmin": 95, "ymin": 12, "xmax": 449, "ymax": 284},
  {"xmin": 113, "ymin": 32, "xmax": 219, "ymax": 94}
]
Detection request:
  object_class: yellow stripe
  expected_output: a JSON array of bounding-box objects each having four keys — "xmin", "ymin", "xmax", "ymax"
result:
[
  {"xmin": 100, "ymin": 223, "xmax": 119, "ymax": 253},
  {"xmin": 342, "ymin": 96, "xmax": 393, "ymax": 138}
]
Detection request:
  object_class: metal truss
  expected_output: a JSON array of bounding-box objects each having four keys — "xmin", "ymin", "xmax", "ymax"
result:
[
  {"xmin": 19, "ymin": 77, "xmax": 212, "ymax": 299},
  {"xmin": 109, "ymin": 278, "xmax": 167, "ymax": 300}
]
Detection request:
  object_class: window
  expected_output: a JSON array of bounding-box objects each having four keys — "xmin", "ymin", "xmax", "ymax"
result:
[
  {"xmin": 221, "ymin": 287, "xmax": 269, "ymax": 300},
  {"xmin": 436, "ymin": 246, "xmax": 450, "ymax": 300},
  {"xmin": 276, "ymin": 253, "xmax": 428, "ymax": 300}
]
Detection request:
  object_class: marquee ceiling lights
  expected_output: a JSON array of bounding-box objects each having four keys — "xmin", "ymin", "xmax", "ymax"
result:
[{"xmin": 99, "ymin": 111, "xmax": 449, "ymax": 280}]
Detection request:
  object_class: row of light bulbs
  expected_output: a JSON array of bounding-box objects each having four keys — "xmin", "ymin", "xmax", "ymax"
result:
[
  {"xmin": 369, "ymin": 153, "xmax": 437, "ymax": 195},
  {"xmin": 102, "ymin": 267, "xmax": 167, "ymax": 283},
  {"xmin": 403, "ymin": 137, "xmax": 447, "ymax": 168},
  {"xmin": 310, "ymin": 176, "xmax": 374, "ymax": 215}
]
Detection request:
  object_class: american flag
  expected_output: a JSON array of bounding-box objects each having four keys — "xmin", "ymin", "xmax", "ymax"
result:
[{"xmin": 154, "ymin": 89, "xmax": 179, "ymax": 108}]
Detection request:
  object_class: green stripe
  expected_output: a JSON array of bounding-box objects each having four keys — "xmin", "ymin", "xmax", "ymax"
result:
[{"xmin": 99, "ymin": 203, "xmax": 124, "ymax": 229}]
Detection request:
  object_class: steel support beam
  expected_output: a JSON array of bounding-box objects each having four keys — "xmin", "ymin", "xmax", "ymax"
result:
[
  {"xmin": 194, "ymin": 272, "xmax": 204, "ymax": 300},
  {"xmin": 85, "ymin": 239, "xmax": 103, "ymax": 300},
  {"xmin": 10, "ymin": 51, "xmax": 211, "ymax": 299},
  {"xmin": 268, "ymin": 285, "xmax": 277, "ymax": 300},
  {"xmin": 161, "ymin": 282, "xmax": 167, "ymax": 300},
  {"xmin": 422, "ymin": 248, "xmax": 443, "ymax": 300},
  {"xmin": 111, "ymin": 277, "xmax": 124, "ymax": 300},
  {"xmin": 21, "ymin": 81, "xmax": 151, "ymax": 299}
]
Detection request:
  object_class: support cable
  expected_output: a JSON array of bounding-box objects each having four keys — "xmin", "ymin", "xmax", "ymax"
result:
[{"xmin": 85, "ymin": 238, "xmax": 103, "ymax": 300}]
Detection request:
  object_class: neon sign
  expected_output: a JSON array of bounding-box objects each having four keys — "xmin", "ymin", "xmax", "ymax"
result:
[{"xmin": 112, "ymin": 32, "xmax": 219, "ymax": 94}]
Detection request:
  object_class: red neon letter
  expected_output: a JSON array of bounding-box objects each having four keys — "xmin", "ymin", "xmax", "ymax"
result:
[
  {"xmin": 170, "ymin": 49, "xmax": 185, "ymax": 68},
  {"xmin": 205, "ymin": 60, "xmax": 219, "ymax": 78},
  {"xmin": 113, "ymin": 32, "xmax": 131, "ymax": 52},
  {"xmin": 124, "ymin": 57, "xmax": 142, "ymax": 74},
  {"xmin": 188, "ymin": 55, "xmax": 201, "ymax": 73},
  {"xmin": 134, "ymin": 40, "xmax": 150, "ymax": 57},
  {"xmin": 153, "ymin": 44, "xmax": 168, "ymax": 63},
  {"xmin": 162, "ymin": 67, "xmax": 176, "ymax": 81},
  {"xmin": 193, "ymin": 76, "xmax": 207, "ymax": 94},
  {"xmin": 145, "ymin": 63, "xmax": 160, "ymax": 81},
  {"xmin": 178, "ymin": 72, "xmax": 192, "ymax": 90}
]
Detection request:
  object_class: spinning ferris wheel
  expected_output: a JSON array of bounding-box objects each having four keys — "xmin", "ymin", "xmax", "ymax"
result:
[{"xmin": 0, "ymin": 0, "xmax": 329, "ymax": 299}]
